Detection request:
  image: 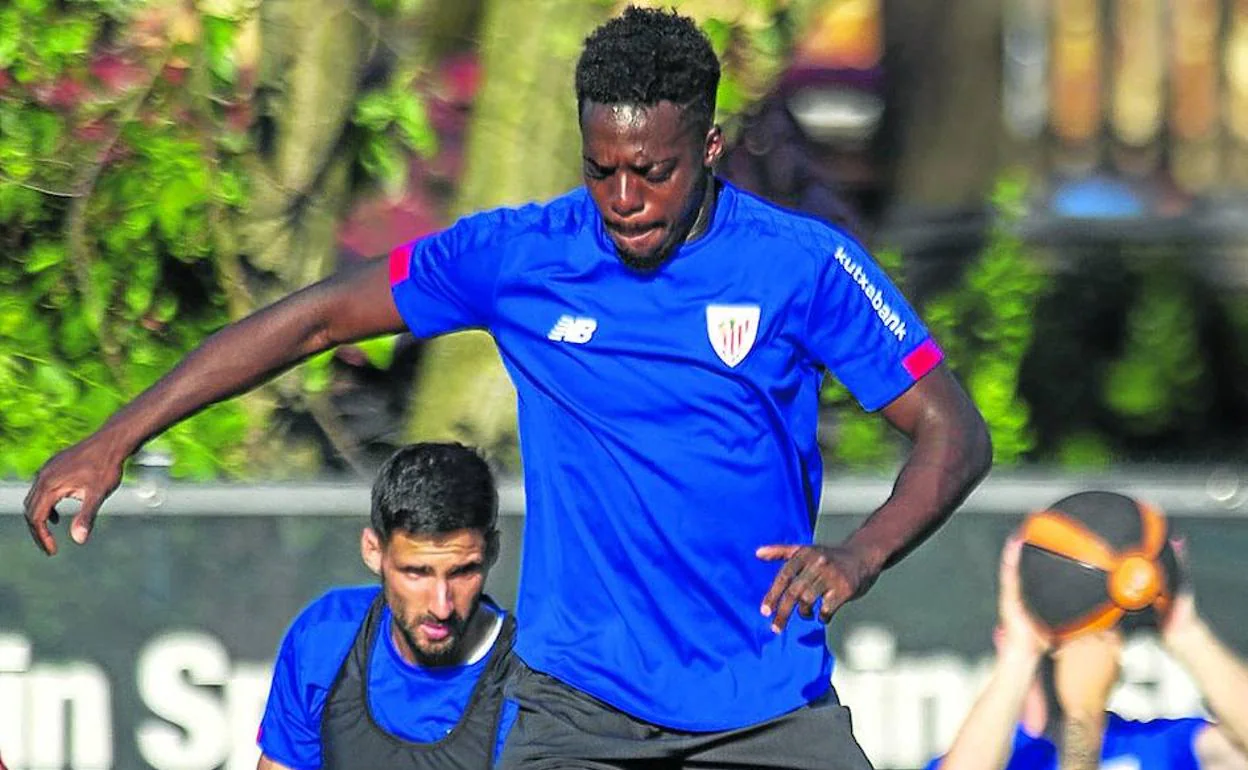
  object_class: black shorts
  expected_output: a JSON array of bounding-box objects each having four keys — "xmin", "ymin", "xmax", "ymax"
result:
[{"xmin": 497, "ymin": 660, "xmax": 875, "ymax": 770}]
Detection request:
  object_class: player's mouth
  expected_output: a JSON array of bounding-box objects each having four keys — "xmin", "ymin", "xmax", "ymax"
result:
[
  {"xmin": 607, "ymin": 222, "xmax": 664, "ymax": 253},
  {"xmin": 419, "ymin": 621, "xmax": 453, "ymax": 641}
]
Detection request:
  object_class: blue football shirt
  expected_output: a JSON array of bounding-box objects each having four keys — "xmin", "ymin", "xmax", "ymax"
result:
[
  {"xmin": 925, "ymin": 713, "xmax": 1209, "ymax": 770},
  {"xmin": 389, "ymin": 180, "xmax": 942, "ymax": 730},
  {"xmin": 257, "ymin": 586, "xmax": 515, "ymax": 769}
]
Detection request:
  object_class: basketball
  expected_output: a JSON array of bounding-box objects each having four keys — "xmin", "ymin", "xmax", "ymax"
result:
[{"xmin": 1018, "ymin": 491, "xmax": 1180, "ymax": 641}]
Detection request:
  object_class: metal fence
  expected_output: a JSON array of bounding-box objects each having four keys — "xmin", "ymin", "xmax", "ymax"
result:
[{"xmin": 1, "ymin": 470, "xmax": 1245, "ymax": 770}]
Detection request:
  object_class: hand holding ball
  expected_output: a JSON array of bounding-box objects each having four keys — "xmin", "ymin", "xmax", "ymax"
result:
[{"xmin": 1018, "ymin": 491, "xmax": 1179, "ymax": 642}]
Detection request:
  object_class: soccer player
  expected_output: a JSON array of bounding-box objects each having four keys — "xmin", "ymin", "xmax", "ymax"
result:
[
  {"xmin": 257, "ymin": 442, "xmax": 516, "ymax": 770},
  {"xmin": 927, "ymin": 538, "xmax": 1248, "ymax": 770},
  {"xmin": 25, "ymin": 6, "xmax": 991, "ymax": 768}
]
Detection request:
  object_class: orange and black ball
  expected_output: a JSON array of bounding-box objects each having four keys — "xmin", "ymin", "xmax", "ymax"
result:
[{"xmin": 1019, "ymin": 491, "xmax": 1179, "ymax": 641}]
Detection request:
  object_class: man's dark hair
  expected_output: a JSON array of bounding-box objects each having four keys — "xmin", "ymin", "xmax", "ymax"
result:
[
  {"xmin": 575, "ymin": 5, "xmax": 721, "ymax": 132},
  {"xmin": 370, "ymin": 442, "xmax": 498, "ymax": 542}
]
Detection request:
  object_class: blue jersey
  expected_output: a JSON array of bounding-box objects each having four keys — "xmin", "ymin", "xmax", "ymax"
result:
[
  {"xmin": 258, "ymin": 586, "xmax": 515, "ymax": 769},
  {"xmin": 389, "ymin": 180, "xmax": 942, "ymax": 730},
  {"xmin": 925, "ymin": 714, "xmax": 1208, "ymax": 770}
]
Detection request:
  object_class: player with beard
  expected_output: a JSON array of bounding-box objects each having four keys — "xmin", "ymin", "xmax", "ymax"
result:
[
  {"xmin": 26, "ymin": 6, "xmax": 991, "ymax": 768},
  {"xmin": 256, "ymin": 443, "xmax": 517, "ymax": 770}
]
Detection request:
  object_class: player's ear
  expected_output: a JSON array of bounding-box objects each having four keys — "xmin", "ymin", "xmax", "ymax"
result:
[
  {"xmin": 703, "ymin": 124, "xmax": 724, "ymax": 167},
  {"xmin": 484, "ymin": 529, "xmax": 500, "ymax": 570},
  {"xmin": 361, "ymin": 527, "xmax": 384, "ymax": 575}
]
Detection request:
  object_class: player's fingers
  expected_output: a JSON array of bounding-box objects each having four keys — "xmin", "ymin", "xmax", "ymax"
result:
[
  {"xmin": 797, "ymin": 582, "xmax": 824, "ymax": 620},
  {"xmin": 70, "ymin": 492, "xmax": 104, "ymax": 545},
  {"xmin": 755, "ymin": 545, "xmax": 800, "ymax": 561},
  {"xmin": 760, "ymin": 550, "xmax": 804, "ymax": 616},
  {"xmin": 819, "ymin": 587, "xmax": 845, "ymax": 623},
  {"xmin": 999, "ymin": 535, "xmax": 1023, "ymax": 597},
  {"xmin": 771, "ymin": 556, "xmax": 822, "ymax": 632},
  {"xmin": 771, "ymin": 579, "xmax": 802, "ymax": 632},
  {"xmin": 23, "ymin": 483, "xmax": 60, "ymax": 556},
  {"xmin": 1170, "ymin": 536, "xmax": 1189, "ymax": 571},
  {"xmin": 794, "ymin": 560, "xmax": 830, "ymax": 619}
]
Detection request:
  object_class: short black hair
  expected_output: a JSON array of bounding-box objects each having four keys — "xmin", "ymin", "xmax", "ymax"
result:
[
  {"xmin": 370, "ymin": 443, "xmax": 498, "ymax": 542},
  {"xmin": 575, "ymin": 5, "xmax": 720, "ymax": 131}
]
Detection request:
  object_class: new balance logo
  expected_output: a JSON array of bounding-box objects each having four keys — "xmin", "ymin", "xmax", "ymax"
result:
[{"xmin": 547, "ymin": 315, "xmax": 598, "ymax": 344}]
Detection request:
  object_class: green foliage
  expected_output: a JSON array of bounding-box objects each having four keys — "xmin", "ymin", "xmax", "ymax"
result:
[
  {"xmin": 924, "ymin": 172, "xmax": 1047, "ymax": 464},
  {"xmin": 368, "ymin": 0, "xmax": 427, "ymax": 16},
  {"xmin": 352, "ymin": 77, "xmax": 438, "ymax": 196},
  {"xmin": 0, "ymin": 1, "xmax": 253, "ymax": 479},
  {"xmin": 0, "ymin": 1, "xmax": 443, "ymax": 480},
  {"xmin": 820, "ymin": 172, "xmax": 1049, "ymax": 469},
  {"xmin": 1102, "ymin": 269, "xmax": 1207, "ymax": 435},
  {"xmin": 1055, "ymin": 431, "xmax": 1112, "ymax": 469},
  {"xmin": 693, "ymin": 0, "xmax": 821, "ymax": 128}
]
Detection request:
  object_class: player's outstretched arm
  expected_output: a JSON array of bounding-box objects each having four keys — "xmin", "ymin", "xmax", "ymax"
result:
[
  {"xmin": 1162, "ymin": 578, "xmax": 1248, "ymax": 769},
  {"xmin": 758, "ymin": 365, "xmax": 990, "ymax": 631},
  {"xmin": 934, "ymin": 538, "xmax": 1048, "ymax": 770},
  {"xmin": 24, "ymin": 256, "xmax": 404, "ymax": 555}
]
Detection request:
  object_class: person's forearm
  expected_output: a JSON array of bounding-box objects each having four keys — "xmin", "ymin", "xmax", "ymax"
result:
[
  {"xmin": 1059, "ymin": 713, "xmax": 1106, "ymax": 770},
  {"xmin": 843, "ymin": 403, "xmax": 991, "ymax": 575},
  {"xmin": 1168, "ymin": 620, "xmax": 1248, "ymax": 751},
  {"xmin": 939, "ymin": 647, "xmax": 1040, "ymax": 770},
  {"xmin": 93, "ymin": 295, "xmax": 330, "ymax": 458},
  {"xmin": 91, "ymin": 261, "xmax": 397, "ymax": 461}
]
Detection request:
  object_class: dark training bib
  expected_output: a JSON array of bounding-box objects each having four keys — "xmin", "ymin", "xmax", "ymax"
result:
[{"xmin": 321, "ymin": 594, "xmax": 516, "ymax": 770}]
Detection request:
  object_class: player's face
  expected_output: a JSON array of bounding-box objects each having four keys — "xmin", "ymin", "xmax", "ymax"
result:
[
  {"xmin": 372, "ymin": 528, "xmax": 491, "ymax": 666},
  {"xmin": 580, "ymin": 100, "xmax": 723, "ymax": 271}
]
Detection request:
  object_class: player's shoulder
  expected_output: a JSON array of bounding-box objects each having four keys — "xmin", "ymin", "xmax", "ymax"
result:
[
  {"xmin": 720, "ymin": 181, "xmax": 862, "ymax": 260},
  {"xmin": 448, "ymin": 187, "xmax": 593, "ymax": 248},
  {"xmin": 287, "ymin": 585, "xmax": 380, "ymax": 639}
]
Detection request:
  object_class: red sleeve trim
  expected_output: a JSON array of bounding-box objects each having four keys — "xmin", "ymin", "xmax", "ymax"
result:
[
  {"xmin": 902, "ymin": 338, "xmax": 943, "ymax": 380},
  {"xmin": 388, "ymin": 243, "xmax": 412, "ymax": 285}
]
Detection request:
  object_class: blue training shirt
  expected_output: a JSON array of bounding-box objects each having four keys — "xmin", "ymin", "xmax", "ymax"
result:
[
  {"xmin": 389, "ymin": 180, "xmax": 943, "ymax": 730},
  {"xmin": 925, "ymin": 713, "xmax": 1209, "ymax": 770},
  {"xmin": 257, "ymin": 586, "xmax": 515, "ymax": 769}
]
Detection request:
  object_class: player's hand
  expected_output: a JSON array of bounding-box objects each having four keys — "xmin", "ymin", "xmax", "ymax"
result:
[
  {"xmin": 1159, "ymin": 538, "xmax": 1205, "ymax": 654},
  {"xmin": 23, "ymin": 436, "xmax": 124, "ymax": 555},
  {"xmin": 1052, "ymin": 629, "xmax": 1122, "ymax": 719},
  {"xmin": 998, "ymin": 534, "xmax": 1051, "ymax": 658},
  {"xmin": 756, "ymin": 543, "xmax": 877, "ymax": 633}
]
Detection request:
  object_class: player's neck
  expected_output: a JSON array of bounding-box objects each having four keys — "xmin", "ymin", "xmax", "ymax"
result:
[
  {"xmin": 683, "ymin": 174, "xmax": 720, "ymax": 245},
  {"xmin": 459, "ymin": 604, "xmax": 503, "ymax": 665}
]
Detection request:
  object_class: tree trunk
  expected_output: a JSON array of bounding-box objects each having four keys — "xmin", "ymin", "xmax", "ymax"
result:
[
  {"xmin": 222, "ymin": 0, "xmax": 387, "ymax": 474},
  {"xmin": 405, "ymin": 0, "xmax": 610, "ymax": 468},
  {"xmin": 883, "ymin": 0, "xmax": 1005, "ymax": 211}
]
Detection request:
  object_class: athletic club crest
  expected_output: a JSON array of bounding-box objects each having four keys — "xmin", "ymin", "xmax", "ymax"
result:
[{"xmin": 706, "ymin": 304, "xmax": 760, "ymax": 368}]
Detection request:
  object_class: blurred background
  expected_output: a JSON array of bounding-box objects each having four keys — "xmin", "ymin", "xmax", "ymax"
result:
[{"xmin": 1, "ymin": 0, "xmax": 1247, "ymax": 768}]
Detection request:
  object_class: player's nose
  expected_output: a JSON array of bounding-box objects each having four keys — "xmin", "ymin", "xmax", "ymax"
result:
[
  {"xmin": 430, "ymin": 580, "xmax": 454, "ymax": 619},
  {"xmin": 609, "ymin": 174, "xmax": 643, "ymax": 217}
]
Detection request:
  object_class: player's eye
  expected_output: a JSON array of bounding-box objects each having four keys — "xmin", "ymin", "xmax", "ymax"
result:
[
  {"xmin": 645, "ymin": 168, "xmax": 673, "ymax": 183},
  {"xmin": 583, "ymin": 161, "xmax": 611, "ymax": 180}
]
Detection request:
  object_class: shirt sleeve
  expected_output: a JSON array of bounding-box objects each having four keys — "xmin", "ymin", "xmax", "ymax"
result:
[
  {"xmin": 494, "ymin": 698, "xmax": 519, "ymax": 765},
  {"xmin": 257, "ymin": 627, "xmax": 323, "ymax": 770},
  {"xmin": 801, "ymin": 236, "xmax": 943, "ymax": 412},
  {"xmin": 388, "ymin": 210, "xmax": 508, "ymax": 339}
]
